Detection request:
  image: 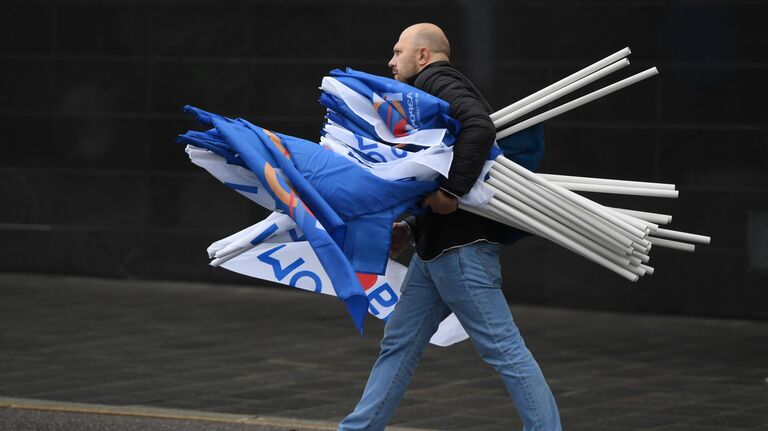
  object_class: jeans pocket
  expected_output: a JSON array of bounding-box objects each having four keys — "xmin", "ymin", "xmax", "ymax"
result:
[{"xmin": 473, "ymin": 243, "xmax": 502, "ymax": 288}]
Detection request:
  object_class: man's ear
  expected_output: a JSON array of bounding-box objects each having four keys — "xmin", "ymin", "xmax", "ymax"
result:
[{"xmin": 418, "ymin": 47, "xmax": 429, "ymax": 66}]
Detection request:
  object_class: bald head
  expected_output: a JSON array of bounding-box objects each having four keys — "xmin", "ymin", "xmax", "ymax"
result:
[
  {"xmin": 388, "ymin": 23, "xmax": 451, "ymax": 82},
  {"xmin": 403, "ymin": 23, "xmax": 451, "ymax": 58}
]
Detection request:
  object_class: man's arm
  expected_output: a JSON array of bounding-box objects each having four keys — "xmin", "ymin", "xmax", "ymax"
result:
[
  {"xmin": 425, "ymin": 73, "xmax": 497, "ymax": 198},
  {"xmin": 403, "ymin": 216, "xmax": 420, "ymax": 243}
]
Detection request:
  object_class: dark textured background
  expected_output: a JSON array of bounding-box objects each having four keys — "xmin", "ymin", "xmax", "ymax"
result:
[{"xmin": 1, "ymin": 0, "xmax": 766, "ymax": 318}]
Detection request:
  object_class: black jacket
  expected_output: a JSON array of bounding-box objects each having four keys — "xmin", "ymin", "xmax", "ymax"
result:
[{"xmin": 404, "ymin": 61, "xmax": 507, "ymax": 260}]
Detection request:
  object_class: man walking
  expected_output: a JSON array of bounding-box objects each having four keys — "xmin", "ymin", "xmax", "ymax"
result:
[{"xmin": 338, "ymin": 23, "xmax": 561, "ymax": 431}]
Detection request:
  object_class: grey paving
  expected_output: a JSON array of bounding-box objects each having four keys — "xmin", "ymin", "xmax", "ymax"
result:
[
  {"xmin": 0, "ymin": 408, "xmax": 289, "ymax": 431},
  {"xmin": 1, "ymin": 273, "xmax": 768, "ymax": 430}
]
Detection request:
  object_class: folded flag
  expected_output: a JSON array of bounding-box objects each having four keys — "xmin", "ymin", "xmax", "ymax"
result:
[
  {"xmin": 208, "ymin": 211, "xmax": 469, "ymax": 346},
  {"xmin": 328, "ymin": 68, "xmax": 460, "ymax": 140},
  {"xmin": 180, "ymin": 105, "xmax": 438, "ymax": 333}
]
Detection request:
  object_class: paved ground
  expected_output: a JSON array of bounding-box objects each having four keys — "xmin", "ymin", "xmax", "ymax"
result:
[
  {"xmin": 0, "ymin": 405, "xmax": 322, "ymax": 431},
  {"xmin": 0, "ymin": 273, "xmax": 767, "ymax": 431}
]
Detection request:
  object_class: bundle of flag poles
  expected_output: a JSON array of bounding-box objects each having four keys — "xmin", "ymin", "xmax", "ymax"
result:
[{"xmin": 459, "ymin": 47, "xmax": 710, "ymax": 281}]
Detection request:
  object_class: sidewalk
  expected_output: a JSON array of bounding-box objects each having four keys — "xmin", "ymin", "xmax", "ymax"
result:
[{"xmin": 0, "ymin": 273, "xmax": 766, "ymax": 430}]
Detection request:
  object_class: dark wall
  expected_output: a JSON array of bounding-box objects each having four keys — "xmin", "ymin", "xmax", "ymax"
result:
[{"xmin": 1, "ymin": 0, "xmax": 766, "ymax": 318}]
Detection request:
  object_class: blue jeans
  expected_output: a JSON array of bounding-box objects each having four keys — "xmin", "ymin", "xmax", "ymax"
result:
[{"xmin": 339, "ymin": 241, "xmax": 561, "ymax": 431}]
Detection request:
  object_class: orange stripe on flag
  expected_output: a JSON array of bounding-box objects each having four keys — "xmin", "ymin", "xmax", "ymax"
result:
[
  {"xmin": 263, "ymin": 128, "xmax": 290, "ymax": 159},
  {"xmin": 288, "ymin": 191, "xmax": 296, "ymax": 218}
]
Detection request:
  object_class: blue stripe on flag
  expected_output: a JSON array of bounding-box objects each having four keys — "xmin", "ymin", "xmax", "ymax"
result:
[
  {"xmin": 224, "ymin": 182, "xmax": 259, "ymax": 194},
  {"xmin": 250, "ymin": 222, "xmax": 279, "ymax": 245}
]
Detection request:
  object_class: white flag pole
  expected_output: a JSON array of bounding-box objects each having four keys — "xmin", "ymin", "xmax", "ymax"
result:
[
  {"xmin": 493, "ymin": 58, "xmax": 630, "ymax": 129},
  {"xmin": 460, "ymin": 202, "xmax": 513, "ymax": 226},
  {"xmin": 631, "ymin": 250, "xmax": 650, "ymax": 263},
  {"xmin": 487, "ymin": 172, "xmax": 635, "ymax": 255},
  {"xmin": 606, "ymin": 209, "xmax": 657, "ymax": 236},
  {"xmin": 648, "ymin": 236, "xmax": 696, "ymax": 252},
  {"xmin": 639, "ymin": 264, "xmax": 655, "ymax": 275},
  {"xmin": 490, "ymin": 164, "xmax": 647, "ymax": 247},
  {"xmin": 490, "ymin": 47, "xmax": 632, "ymax": 121},
  {"xmin": 460, "ymin": 197, "xmax": 648, "ymax": 280},
  {"xmin": 492, "ymin": 162, "xmax": 655, "ymax": 248},
  {"xmin": 493, "ymin": 157, "xmax": 647, "ymax": 240},
  {"xmin": 606, "ymin": 207, "xmax": 672, "ymax": 225},
  {"xmin": 517, "ymin": 175, "xmax": 648, "ymax": 251},
  {"xmin": 551, "ymin": 182, "xmax": 679, "ymax": 198},
  {"xmin": 649, "ymin": 228, "xmax": 711, "ymax": 245},
  {"xmin": 538, "ymin": 173, "xmax": 676, "ymax": 191},
  {"xmin": 486, "ymin": 181, "xmax": 639, "ymax": 269},
  {"xmin": 485, "ymin": 198, "xmax": 640, "ymax": 282},
  {"xmin": 496, "ymin": 67, "xmax": 659, "ymax": 140}
]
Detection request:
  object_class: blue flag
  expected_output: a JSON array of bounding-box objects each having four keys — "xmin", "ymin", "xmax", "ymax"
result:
[
  {"xmin": 180, "ymin": 106, "xmax": 437, "ymax": 333},
  {"xmin": 331, "ymin": 68, "xmax": 460, "ymax": 137}
]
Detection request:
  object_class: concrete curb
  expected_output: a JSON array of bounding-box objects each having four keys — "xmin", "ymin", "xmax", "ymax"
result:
[{"xmin": 0, "ymin": 397, "xmax": 433, "ymax": 431}]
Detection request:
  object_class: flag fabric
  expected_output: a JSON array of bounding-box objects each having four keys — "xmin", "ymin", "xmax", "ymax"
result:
[
  {"xmin": 207, "ymin": 211, "xmax": 469, "ymax": 346},
  {"xmin": 322, "ymin": 121, "xmax": 447, "ymax": 166},
  {"xmin": 496, "ymin": 123, "xmax": 545, "ymax": 172},
  {"xmin": 319, "ymin": 123, "xmax": 453, "ymax": 181},
  {"xmin": 320, "ymin": 77, "xmax": 450, "ymax": 148},
  {"xmin": 178, "ymin": 67, "xmax": 544, "ymax": 345},
  {"xmin": 328, "ymin": 68, "xmax": 460, "ymax": 140},
  {"xmin": 318, "ymin": 70, "xmax": 501, "ymax": 207},
  {"xmin": 180, "ymin": 105, "xmax": 440, "ymax": 333},
  {"xmin": 185, "ymin": 146, "xmax": 470, "ymax": 346}
]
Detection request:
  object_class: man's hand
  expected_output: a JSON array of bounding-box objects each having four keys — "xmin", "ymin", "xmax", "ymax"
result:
[
  {"xmin": 422, "ymin": 190, "xmax": 458, "ymax": 215},
  {"xmin": 390, "ymin": 222, "xmax": 412, "ymax": 259}
]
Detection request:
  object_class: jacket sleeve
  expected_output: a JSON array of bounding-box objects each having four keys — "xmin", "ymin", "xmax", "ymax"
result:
[
  {"xmin": 403, "ymin": 215, "xmax": 420, "ymax": 244},
  {"xmin": 425, "ymin": 74, "xmax": 496, "ymax": 197}
]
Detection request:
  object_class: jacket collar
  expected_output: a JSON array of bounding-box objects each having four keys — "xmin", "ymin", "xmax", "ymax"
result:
[{"xmin": 406, "ymin": 60, "xmax": 452, "ymax": 86}]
